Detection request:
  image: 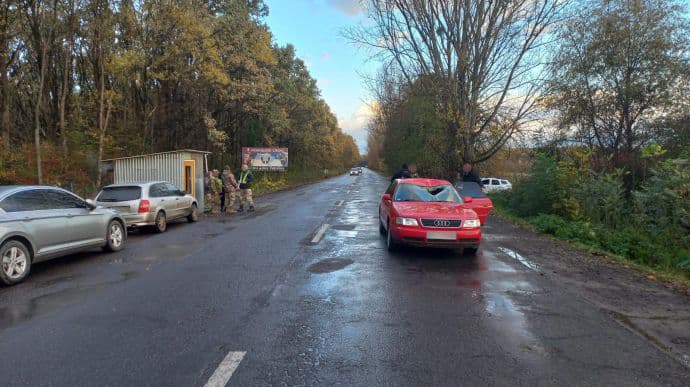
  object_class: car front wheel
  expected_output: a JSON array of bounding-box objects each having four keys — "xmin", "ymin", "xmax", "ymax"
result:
[
  {"xmin": 187, "ymin": 204, "xmax": 198, "ymax": 223},
  {"xmin": 0, "ymin": 240, "xmax": 32, "ymax": 285},
  {"xmin": 104, "ymin": 220, "xmax": 125, "ymax": 252},
  {"xmin": 386, "ymin": 224, "xmax": 399, "ymax": 252}
]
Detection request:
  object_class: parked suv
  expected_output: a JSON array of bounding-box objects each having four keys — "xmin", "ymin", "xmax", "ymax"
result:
[
  {"xmin": 0, "ymin": 186, "xmax": 126, "ymax": 285},
  {"xmin": 481, "ymin": 178, "xmax": 512, "ymax": 192},
  {"xmin": 95, "ymin": 181, "xmax": 198, "ymax": 233}
]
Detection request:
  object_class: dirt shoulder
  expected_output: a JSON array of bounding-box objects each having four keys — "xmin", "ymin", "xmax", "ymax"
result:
[{"xmin": 489, "ymin": 215, "xmax": 690, "ymax": 368}]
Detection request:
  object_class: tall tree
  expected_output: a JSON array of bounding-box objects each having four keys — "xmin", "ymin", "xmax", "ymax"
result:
[
  {"xmin": 549, "ymin": 0, "xmax": 690, "ymax": 190},
  {"xmin": 350, "ymin": 0, "xmax": 564, "ymax": 177}
]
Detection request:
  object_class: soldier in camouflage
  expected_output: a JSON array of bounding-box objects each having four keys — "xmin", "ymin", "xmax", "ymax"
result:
[{"xmin": 208, "ymin": 169, "xmax": 223, "ymax": 215}]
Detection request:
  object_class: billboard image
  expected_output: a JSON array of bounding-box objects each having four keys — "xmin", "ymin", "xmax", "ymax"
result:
[{"xmin": 242, "ymin": 147, "xmax": 289, "ymax": 171}]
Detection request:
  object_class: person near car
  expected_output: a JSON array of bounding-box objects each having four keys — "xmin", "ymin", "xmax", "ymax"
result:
[
  {"xmin": 391, "ymin": 164, "xmax": 412, "ymax": 182},
  {"xmin": 237, "ymin": 164, "xmax": 255, "ymax": 212},
  {"xmin": 409, "ymin": 163, "xmax": 419, "ymax": 178},
  {"xmin": 208, "ymin": 169, "xmax": 223, "ymax": 215},
  {"xmin": 204, "ymin": 170, "xmax": 213, "ymax": 212},
  {"xmin": 221, "ymin": 165, "xmax": 238, "ymax": 214},
  {"xmin": 460, "ymin": 160, "xmax": 484, "ymax": 188}
]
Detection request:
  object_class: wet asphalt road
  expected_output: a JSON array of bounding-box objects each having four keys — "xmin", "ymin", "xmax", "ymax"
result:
[{"xmin": 0, "ymin": 170, "xmax": 688, "ymax": 386}]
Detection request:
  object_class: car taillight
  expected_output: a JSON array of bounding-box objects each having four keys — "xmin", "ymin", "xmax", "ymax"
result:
[{"xmin": 138, "ymin": 199, "xmax": 150, "ymax": 213}]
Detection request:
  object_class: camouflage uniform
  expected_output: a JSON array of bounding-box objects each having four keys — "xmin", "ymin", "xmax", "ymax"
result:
[
  {"xmin": 237, "ymin": 166, "xmax": 254, "ymax": 212},
  {"xmin": 222, "ymin": 169, "xmax": 238, "ymax": 213},
  {"xmin": 208, "ymin": 171, "xmax": 223, "ymax": 215}
]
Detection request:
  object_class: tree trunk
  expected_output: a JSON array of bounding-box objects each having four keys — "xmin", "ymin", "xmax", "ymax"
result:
[
  {"xmin": 34, "ymin": 42, "xmax": 47, "ymax": 184},
  {"xmin": 95, "ymin": 55, "xmax": 112, "ymax": 188},
  {"xmin": 59, "ymin": 8, "xmax": 74, "ymax": 158},
  {"xmin": 1, "ymin": 68, "xmax": 9, "ymax": 149}
]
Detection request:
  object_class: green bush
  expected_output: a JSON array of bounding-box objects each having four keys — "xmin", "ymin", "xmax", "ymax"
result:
[{"xmin": 496, "ymin": 152, "xmax": 690, "ymax": 279}]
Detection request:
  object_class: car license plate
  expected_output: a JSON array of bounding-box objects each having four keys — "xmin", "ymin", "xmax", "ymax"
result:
[{"xmin": 427, "ymin": 231, "xmax": 456, "ymax": 241}]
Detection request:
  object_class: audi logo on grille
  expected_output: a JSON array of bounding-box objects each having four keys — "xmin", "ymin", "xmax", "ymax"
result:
[{"xmin": 433, "ymin": 220, "xmax": 452, "ymax": 227}]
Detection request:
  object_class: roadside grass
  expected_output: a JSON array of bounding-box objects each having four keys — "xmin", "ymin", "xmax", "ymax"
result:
[
  {"xmin": 489, "ymin": 195, "xmax": 690, "ymax": 291},
  {"xmin": 251, "ymin": 168, "xmax": 347, "ymax": 197}
]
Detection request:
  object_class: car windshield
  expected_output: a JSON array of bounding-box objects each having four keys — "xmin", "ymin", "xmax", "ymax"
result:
[
  {"xmin": 97, "ymin": 186, "xmax": 142, "ymax": 202},
  {"xmin": 394, "ymin": 183, "xmax": 461, "ymax": 203}
]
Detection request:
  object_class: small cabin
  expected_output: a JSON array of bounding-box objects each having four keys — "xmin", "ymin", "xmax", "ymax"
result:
[{"xmin": 101, "ymin": 150, "xmax": 210, "ymax": 209}]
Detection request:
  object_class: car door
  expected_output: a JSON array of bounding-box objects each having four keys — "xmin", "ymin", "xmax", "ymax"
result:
[
  {"xmin": 0, "ymin": 189, "xmax": 71, "ymax": 259},
  {"xmin": 165, "ymin": 183, "xmax": 187, "ymax": 219},
  {"xmin": 148, "ymin": 183, "xmax": 169, "ymax": 217},
  {"xmin": 43, "ymin": 189, "xmax": 106, "ymax": 244}
]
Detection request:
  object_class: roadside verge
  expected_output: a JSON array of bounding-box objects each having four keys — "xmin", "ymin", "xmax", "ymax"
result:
[{"xmin": 488, "ymin": 214, "xmax": 690, "ymax": 368}]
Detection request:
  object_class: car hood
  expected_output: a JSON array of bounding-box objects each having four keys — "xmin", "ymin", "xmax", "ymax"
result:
[{"xmin": 392, "ymin": 202, "xmax": 477, "ymax": 219}]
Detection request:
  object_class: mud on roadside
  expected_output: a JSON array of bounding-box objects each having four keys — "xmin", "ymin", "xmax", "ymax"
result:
[{"xmin": 489, "ymin": 215, "xmax": 690, "ymax": 368}]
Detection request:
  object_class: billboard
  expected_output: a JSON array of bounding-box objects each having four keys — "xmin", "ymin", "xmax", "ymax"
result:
[{"xmin": 242, "ymin": 147, "xmax": 289, "ymax": 171}]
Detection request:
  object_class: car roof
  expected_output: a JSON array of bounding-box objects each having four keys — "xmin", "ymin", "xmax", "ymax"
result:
[
  {"xmin": 396, "ymin": 178, "xmax": 452, "ymax": 187},
  {"xmin": 0, "ymin": 185, "xmax": 75, "ymax": 200},
  {"xmin": 102, "ymin": 181, "xmax": 166, "ymax": 188}
]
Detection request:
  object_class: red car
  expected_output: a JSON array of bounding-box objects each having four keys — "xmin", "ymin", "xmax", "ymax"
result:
[{"xmin": 378, "ymin": 178, "xmax": 489, "ymax": 254}]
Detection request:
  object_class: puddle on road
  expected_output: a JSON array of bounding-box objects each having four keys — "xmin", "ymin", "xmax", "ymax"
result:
[
  {"xmin": 308, "ymin": 258, "xmax": 354, "ymax": 274},
  {"xmin": 331, "ymin": 224, "xmax": 356, "ymax": 231},
  {"xmin": 0, "ymin": 274, "xmax": 137, "ymax": 331},
  {"xmin": 498, "ymin": 247, "xmax": 540, "ymax": 271}
]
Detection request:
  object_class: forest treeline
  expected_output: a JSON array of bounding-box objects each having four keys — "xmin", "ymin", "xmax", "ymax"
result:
[
  {"xmin": 360, "ymin": 0, "xmax": 689, "ymax": 183},
  {"xmin": 0, "ymin": 0, "xmax": 360, "ymax": 189}
]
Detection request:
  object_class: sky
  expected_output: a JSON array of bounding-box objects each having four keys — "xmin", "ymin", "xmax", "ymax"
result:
[{"xmin": 263, "ymin": 0, "xmax": 376, "ymax": 153}]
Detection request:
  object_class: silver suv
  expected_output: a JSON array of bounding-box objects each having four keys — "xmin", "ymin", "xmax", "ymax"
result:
[
  {"xmin": 95, "ymin": 181, "xmax": 198, "ymax": 233},
  {"xmin": 0, "ymin": 186, "xmax": 127, "ymax": 285}
]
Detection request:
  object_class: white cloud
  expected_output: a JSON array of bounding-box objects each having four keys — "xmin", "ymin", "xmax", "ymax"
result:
[
  {"xmin": 326, "ymin": 0, "xmax": 363, "ymax": 16},
  {"xmin": 338, "ymin": 101, "xmax": 377, "ymax": 152},
  {"xmin": 320, "ymin": 52, "xmax": 332, "ymax": 62}
]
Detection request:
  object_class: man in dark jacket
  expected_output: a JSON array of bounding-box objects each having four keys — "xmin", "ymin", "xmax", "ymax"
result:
[
  {"xmin": 391, "ymin": 164, "xmax": 412, "ymax": 182},
  {"xmin": 460, "ymin": 161, "xmax": 484, "ymax": 188}
]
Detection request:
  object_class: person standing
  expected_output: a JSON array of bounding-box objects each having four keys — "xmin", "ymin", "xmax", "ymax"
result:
[
  {"xmin": 209, "ymin": 169, "xmax": 223, "ymax": 215},
  {"xmin": 391, "ymin": 164, "xmax": 412, "ymax": 182},
  {"xmin": 221, "ymin": 165, "xmax": 238, "ymax": 214},
  {"xmin": 237, "ymin": 164, "xmax": 254, "ymax": 212},
  {"xmin": 460, "ymin": 160, "xmax": 484, "ymax": 188},
  {"xmin": 204, "ymin": 170, "xmax": 212, "ymax": 213},
  {"xmin": 409, "ymin": 163, "xmax": 419, "ymax": 178}
]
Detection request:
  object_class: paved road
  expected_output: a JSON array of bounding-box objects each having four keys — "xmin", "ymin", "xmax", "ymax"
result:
[{"xmin": 0, "ymin": 170, "xmax": 688, "ymax": 386}]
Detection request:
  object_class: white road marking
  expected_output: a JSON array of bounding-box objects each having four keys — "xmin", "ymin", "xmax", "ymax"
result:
[
  {"xmin": 204, "ymin": 351, "xmax": 246, "ymax": 387},
  {"xmin": 498, "ymin": 247, "xmax": 539, "ymax": 271},
  {"xmin": 311, "ymin": 223, "xmax": 330, "ymax": 244}
]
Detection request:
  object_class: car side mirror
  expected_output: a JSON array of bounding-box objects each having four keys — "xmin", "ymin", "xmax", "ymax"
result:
[
  {"xmin": 177, "ymin": 190, "xmax": 186, "ymax": 196},
  {"xmin": 382, "ymin": 194, "xmax": 392, "ymax": 202},
  {"xmin": 463, "ymin": 197, "xmax": 473, "ymax": 203},
  {"xmin": 85, "ymin": 199, "xmax": 97, "ymax": 210}
]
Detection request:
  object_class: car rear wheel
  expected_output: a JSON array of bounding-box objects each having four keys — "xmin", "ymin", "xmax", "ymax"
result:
[
  {"xmin": 154, "ymin": 211, "xmax": 167, "ymax": 233},
  {"xmin": 464, "ymin": 247, "xmax": 478, "ymax": 255},
  {"xmin": 104, "ymin": 220, "xmax": 125, "ymax": 252},
  {"xmin": 187, "ymin": 204, "xmax": 198, "ymax": 223},
  {"xmin": 0, "ymin": 240, "xmax": 32, "ymax": 285}
]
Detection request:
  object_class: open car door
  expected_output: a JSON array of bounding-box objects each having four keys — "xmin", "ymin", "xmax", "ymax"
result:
[{"xmin": 455, "ymin": 182, "xmax": 493, "ymax": 225}]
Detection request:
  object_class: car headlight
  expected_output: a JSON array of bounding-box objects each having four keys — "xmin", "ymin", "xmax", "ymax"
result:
[
  {"xmin": 463, "ymin": 219, "xmax": 481, "ymax": 228},
  {"xmin": 396, "ymin": 217, "xmax": 419, "ymax": 226}
]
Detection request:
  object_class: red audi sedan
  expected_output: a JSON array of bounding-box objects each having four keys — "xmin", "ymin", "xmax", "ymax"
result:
[{"xmin": 379, "ymin": 178, "xmax": 484, "ymax": 254}]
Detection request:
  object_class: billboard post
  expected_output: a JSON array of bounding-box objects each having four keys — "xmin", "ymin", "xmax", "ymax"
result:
[{"xmin": 241, "ymin": 147, "xmax": 289, "ymax": 172}]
